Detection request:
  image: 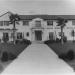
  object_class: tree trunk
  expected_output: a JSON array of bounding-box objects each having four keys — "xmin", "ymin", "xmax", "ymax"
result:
[
  {"xmin": 61, "ymin": 27, "xmax": 64, "ymax": 45},
  {"xmin": 13, "ymin": 21, "xmax": 15, "ymax": 44}
]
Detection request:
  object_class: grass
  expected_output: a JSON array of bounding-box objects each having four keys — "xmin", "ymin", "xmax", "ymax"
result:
[
  {"xmin": 0, "ymin": 42, "xmax": 29, "ymax": 73},
  {"xmin": 47, "ymin": 41, "xmax": 75, "ymax": 71}
]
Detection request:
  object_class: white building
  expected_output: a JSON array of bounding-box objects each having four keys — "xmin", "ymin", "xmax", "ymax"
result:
[{"xmin": 0, "ymin": 11, "xmax": 75, "ymax": 42}]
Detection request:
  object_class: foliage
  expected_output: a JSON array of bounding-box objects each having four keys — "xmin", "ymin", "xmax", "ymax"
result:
[
  {"xmin": 15, "ymin": 39, "xmax": 31, "ymax": 45},
  {"xmin": 57, "ymin": 17, "xmax": 67, "ymax": 44},
  {"xmin": 2, "ymin": 37, "xmax": 9, "ymax": 43},
  {"xmin": 8, "ymin": 52, "xmax": 17, "ymax": 60},
  {"xmin": 66, "ymin": 50, "xmax": 74, "ymax": 60},
  {"xmin": 9, "ymin": 14, "xmax": 20, "ymax": 24},
  {"xmin": 71, "ymin": 30, "xmax": 75, "ymax": 42},
  {"xmin": 59, "ymin": 49, "xmax": 74, "ymax": 61},
  {"xmin": 1, "ymin": 51, "xmax": 8, "ymax": 62},
  {"xmin": 9, "ymin": 13, "xmax": 20, "ymax": 44},
  {"xmin": 44, "ymin": 40, "xmax": 55, "ymax": 44}
]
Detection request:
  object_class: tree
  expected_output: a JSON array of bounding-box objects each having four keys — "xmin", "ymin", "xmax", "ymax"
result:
[
  {"xmin": 71, "ymin": 30, "xmax": 75, "ymax": 42},
  {"xmin": 9, "ymin": 13, "xmax": 20, "ymax": 44},
  {"xmin": 57, "ymin": 17, "xmax": 67, "ymax": 44}
]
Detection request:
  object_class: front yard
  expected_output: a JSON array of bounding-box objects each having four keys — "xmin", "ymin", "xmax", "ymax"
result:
[
  {"xmin": 47, "ymin": 41, "xmax": 75, "ymax": 71},
  {"xmin": 0, "ymin": 42, "xmax": 29, "ymax": 73}
]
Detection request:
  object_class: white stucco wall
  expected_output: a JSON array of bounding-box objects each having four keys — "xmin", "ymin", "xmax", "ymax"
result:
[{"xmin": 0, "ymin": 12, "xmax": 75, "ymax": 42}]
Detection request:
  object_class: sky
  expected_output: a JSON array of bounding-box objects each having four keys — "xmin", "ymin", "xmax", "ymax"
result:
[{"xmin": 0, "ymin": 0, "xmax": 75, "ymax": 15}]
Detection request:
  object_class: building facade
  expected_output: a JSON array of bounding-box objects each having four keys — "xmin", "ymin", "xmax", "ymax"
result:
[{"xmin": 0, "ymin": 12, "xmax": 75, "ymax": 42}]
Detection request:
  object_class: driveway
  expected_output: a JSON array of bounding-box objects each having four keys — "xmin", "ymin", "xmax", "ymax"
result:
[{"xmin": 1, "ymin": 43, "xmax": 74, "ymax": 75}]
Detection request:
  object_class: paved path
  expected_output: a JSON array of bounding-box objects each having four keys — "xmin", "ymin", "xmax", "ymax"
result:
[{"xmin": 1, "ymin": 43, "xmax": 74, "ymax": 75}]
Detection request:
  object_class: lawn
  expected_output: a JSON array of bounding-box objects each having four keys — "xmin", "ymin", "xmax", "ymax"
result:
[
  {"xmin": 0, "ymin": 43, "xmax": 28, "ymax": 56},
  {"xmin": 0, "ymin": 42, "xmax": 29, "ymax": 73},
  {"xmin": 47, "ymin": 41, "xmax": 75, "ymax": 71}
]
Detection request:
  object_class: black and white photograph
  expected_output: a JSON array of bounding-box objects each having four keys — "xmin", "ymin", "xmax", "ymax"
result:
[{"xmin": 0, "ymin": 0, "xmax": 75, "ymax": 75}]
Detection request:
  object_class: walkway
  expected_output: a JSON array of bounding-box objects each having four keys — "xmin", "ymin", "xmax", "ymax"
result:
[{"xmin": 1, "ymin": 43, "xmax": 74, "ymax": 75}]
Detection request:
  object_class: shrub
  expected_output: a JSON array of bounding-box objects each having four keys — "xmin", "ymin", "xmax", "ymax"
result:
[
  {"xmin": 3, "ymin": 37, "xmax": 9, "ymax": 43},
  {"xmin": 63, "ymin": 36, "xmax": 67, "ymax": 43},
  {"xmin": 15, "ymin": 39, "xmax": 31, "ymax": 45},
  {"xmin": 15, "ymin": 40, "xmax": 19, "ymax": 44},
  {"xmin": 22, "ymin": 39, "xmax": 31, "ymax": 45},
  {"xmin": 1, "ymin": 51, "xmax": 8, "ymax": 62},
  {"xmin": 56, "ymin": 38, "xmax": 61, "ymax": 43},
  {"xmin": 44, "ymin": 40, "xmax": 55, "ymax": 44},
  {"xmin": 66, "ymin": 50, "xmax": 74, "ymax": 60},
  {"xmin": 8, "ymin": 52, "xmax": 17, "ymax": 60},
  {"xmin": 58, "ymin": 53, "xmax": 66, "ymax": 60}
]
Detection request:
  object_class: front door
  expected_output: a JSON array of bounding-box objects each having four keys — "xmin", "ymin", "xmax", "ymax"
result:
[{"xmin": 35, "ymin": 31, "xmax": 42, "ymax": 41}]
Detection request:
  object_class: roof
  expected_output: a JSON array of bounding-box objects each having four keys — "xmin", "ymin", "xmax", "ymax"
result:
[
  {"xmin": 19, "ymin": 15, "xmax": 75, "ymax": 20},
  {"xmin": 1, "ymin": 11, "xmax": 75, "ymax": 20}
]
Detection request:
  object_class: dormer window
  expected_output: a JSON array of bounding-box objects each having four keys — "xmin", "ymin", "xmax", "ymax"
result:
[
  {"xmin": 35, "ymin": 21, "xmax": 41, "ymax": 27},
  {"xmin": 47, "ymin": 20, "xmax": 53, "ymax": 26}
]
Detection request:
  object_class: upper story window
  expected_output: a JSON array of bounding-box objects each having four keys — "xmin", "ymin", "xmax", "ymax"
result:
[
  {"xmin": 47, "ymin": 20, "xmax": 53, "ymax": 26},
  {"xmin": 23, "ymin": 20, "xmax": 29, "ymax": 25},
  {"xmin": 72, "ymin": 20, "xmax": 75, "ymax": 25},
  {"xmin": 0, "ymin": 21, "xmax": 9, "ymax": 26},
  {"xmin": 35, "ymin": 21, "xmax": 41, "ymax": 27},
  {"xmin": 0, "ymin": 21, "xmax": 3, "ymax": 26},
  {"xmin": 4, "ymin": 21, "xmax": 9, "ymax": 26}
]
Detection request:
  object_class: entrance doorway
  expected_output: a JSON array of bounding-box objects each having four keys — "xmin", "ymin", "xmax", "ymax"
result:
[{"xmin": 35, "ymin": 31, "xmax": 42, "ymax": 41}]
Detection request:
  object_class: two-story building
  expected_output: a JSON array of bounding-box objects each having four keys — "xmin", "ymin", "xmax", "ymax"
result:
[{"xmin": 0, "ymin": 11, "xmax": 75, "ymax": 43}]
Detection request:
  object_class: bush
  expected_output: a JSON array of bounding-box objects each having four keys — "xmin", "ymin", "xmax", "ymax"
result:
[
  {"xmin": 56, "ymin": 38, "xmax": 61, "ymax": 43},
  {"xmin": 44, "ymin": 40, "xmax": 55, "ymax": 44},
  {"xmin": 3, "ymin": 37, "xmax": 9, "ymax": 43},
  {"xmin": 15, "ymin": 39, "xmax": 31, "ymax": 45},
  {"xmin": 63, "ymin": 36, "xmax": 67, "ymax": 43},
  {"xmin": 15, "ymin": 40, "xmax": 19, "ymax": 44},
  {"xmin": 22, "ymin": 39, "xmax": 31, "ymax": 45},
  {"xmin": 59, "ymin": 50, "xmax": 75, "ymax": 61},
  {"xmin": 59, "ymin": 53, "xmax": 66, "ymax": 60},
  {"xmin": 66, "ymin": 50, "xmax": 74, "ymax": 60},
  {"xmin": 1, "ymin": 51, "xmax": 8, "ymax": 62},
  {"xmin": 8, "ymin": 52, "xmax": 17, "ymax": 60}
]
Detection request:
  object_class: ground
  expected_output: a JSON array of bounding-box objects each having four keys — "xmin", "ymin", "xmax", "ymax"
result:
[
  {"xmin": 1, "ymin": 44, "xmax": 73, "ymax": 75},
  {"xmin": 47, "ymin": 41, "xmax": 75, "ymax": 70},
  {"xmin": 0, "ymin": 42, "xmax": 29, "ymax": 73}
]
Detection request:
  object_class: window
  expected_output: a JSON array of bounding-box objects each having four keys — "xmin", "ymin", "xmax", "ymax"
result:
[
  {"xmin": 23, "ymin": 20, "xmax": 29, "ymax": 25},
  {"xmin": 35, "ymin": 21, "xmax": 41, "ymax": 27},
  {"xmin": 0, "ymin": 21, "xmax": 3, "ymax": 26},
  {"xmin": 4, "ymin": 21, "xmax": 9, "ymax": 26},
  {"xmin": 17, "ymin": 32, "xmax": 22, "ymax": 39},
  {"xmin": 72, "ymin": 20, "xmax": 75, "ymax": 25},
  {"xmin": 49, "ymin": 32, "xmax": 54, "ymax": 40},
  {"xmin": 26, "ymin": 32, "xmax": 29, "ymax": 37},
  {"xmin": 3, "ymin": 33, "xmax": 9, "ymax": 38},
  {"xmin": 47, "ymin": 20, "xmax": 53, "ymax": 26}
]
